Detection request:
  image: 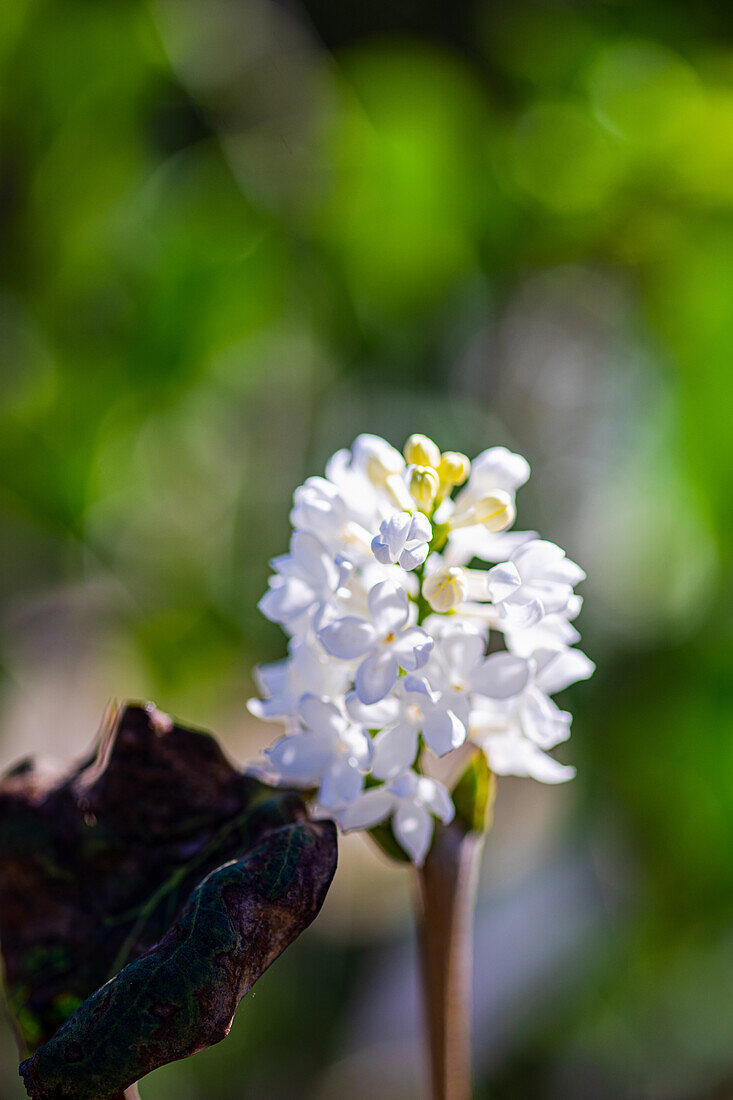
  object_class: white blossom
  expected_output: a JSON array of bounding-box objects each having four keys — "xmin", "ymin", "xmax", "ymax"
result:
[
  {"xmin": 249, "ymin": 432, "xmax": 594, "ymax": 865},
  {"xmin": 424, "ymin": 628, "xmax": 531, "ymax": 707},
  {"xmin": 487, "ymin": 539, "xmax": 585, "ymax": 627},
  {"xmin": 457, "ymin": 445, "xmax": 530, "ymax": 502},
  {"xmin": 422, "ymin": 566, "xmax": 469, "ymax": 612},
  {"xmin": 470, "ymin": 647, "xmax": 595, "ymax": 766},
  {"xmin": 265, "ymin": 694, "xmax": 372, "ymax": 811},
  {"xmin": 502, "ymin": 594, "xmax": 583, "ymax": 657},
  {"xmin": 371, "ymin": 511, "xmax": 432, "ymax": 570},
  {"xmin": 258, "ymin": 531, "xmax": 350, "ymax": 634},
  {"xmin": 439, "ymin": 446, "xmax": 533, "ymax": 566},
  {"xmin": 339, "ymin": 770, "xmax": 454, "ymax": 865},
  {"xmin": 347, "ymin": 674, "xmax": 467, "ymax": 779},
  {"xmin": 472, "ymin": 724, "xmax": 577, "ymax": 784},
  {"xmin": 247, "ymin": 639, "xmax": 351, "ymax": 721},
  {"xmin": 318, "ymin": 580, "xmax": 433, "ymax": 705}
]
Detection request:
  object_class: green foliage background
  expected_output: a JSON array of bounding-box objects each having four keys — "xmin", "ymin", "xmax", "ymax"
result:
[{"xmin": 1, "ymin": 1, "xmax": 732, "ymax": 1096}]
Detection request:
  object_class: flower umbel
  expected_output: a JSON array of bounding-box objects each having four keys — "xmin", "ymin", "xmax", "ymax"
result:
[{"xmin": 250, "ymin": 433, "xmax": 593, "ymax": 865}]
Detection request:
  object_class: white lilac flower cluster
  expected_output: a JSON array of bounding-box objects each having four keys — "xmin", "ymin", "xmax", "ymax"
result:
[{"xmin": 249, "ymin": 434, "xmax": 593, "ymax": 864}]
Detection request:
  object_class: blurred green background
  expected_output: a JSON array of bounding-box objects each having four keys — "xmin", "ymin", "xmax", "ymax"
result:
[{"xmin": 1, "ymin": 0, "xmax": 732, "ymax": 1096}]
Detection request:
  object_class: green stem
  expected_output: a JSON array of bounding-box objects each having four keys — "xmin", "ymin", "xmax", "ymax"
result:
[
  {"xmin": 415, "ymin": 822, "xmax": 484, "ymax": 1100},
  {"xmin": 414, "ymin": 561, "xmax": 431, "ymax": 625}
]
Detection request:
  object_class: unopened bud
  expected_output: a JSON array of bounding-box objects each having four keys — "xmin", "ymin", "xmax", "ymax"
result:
[
  {"xmin": 438, "ymin": 451, "xmax": 470, "ymax": 488},
  {"xmin": 404, "ymin": 433, "xmax": 441, "ymax": 469},
  {"xmin": 449, "ymin": 489, "xmax": 516, "ymax": 533},
  {"xmin": 367, "ymin": 451, "xmax": 404, "ymax": 488},
  {"xmin": 409, "ymin": 465, "xmax": 440, "ymax": 511},
  {"xmin": 473, "ymin": 491, "xmax": 515, "ymax": 532},
  {"xmin": 423, "ymin": 567, "xmax": 469, "ymax": 612}
]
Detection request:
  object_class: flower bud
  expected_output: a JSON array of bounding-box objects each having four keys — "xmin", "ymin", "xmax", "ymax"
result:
[
  {"xmin": 473, "ymin": 491, "xmax": 515, "ymax": 532},
  {"xmin": 449, "ymin": 489, "xmax": 515, "ymax": 533},
  {"xmin": 404, "ymin": 433, "xmax": 441, "ymax": 469},
  {"xmin": 423, "ymin": 567, "xmax": 469, "ymax": 613},
  {"xmin": 438, "ymin": 451, "xmax": 470, "ymax": 488},
  {"xmin": 409, "ymin": 465, "xmax": 440, "ymax": 511},
  {"xmin": 367, "ymin": 451, "xmax": 405, "ymax": 488}
]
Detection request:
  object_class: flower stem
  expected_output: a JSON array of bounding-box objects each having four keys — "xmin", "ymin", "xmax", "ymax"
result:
[
  {"xmin": 413, "ymin": 561, "xmax": 431, "ymax": 625},
  {"xmin": 414, "ymin": 822, "xmax": 484, "ymax": 1100}
]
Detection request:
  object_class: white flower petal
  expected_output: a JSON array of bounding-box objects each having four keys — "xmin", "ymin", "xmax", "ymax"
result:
[
  {"xmin": 511, "ymin": 539, "xmax": 565, "ymax": 579},
  {"xmin": 565, "ymin": 594, "xmax": 583, "ymax": 620},
  {"xmin": 355, "ymin": 650, "xmax": 399, "ymax": 704},
  {"xmin": 443, "ymin": 527, "xmax": 537, "ymax": 567},
  {"xmin": 246, "ymin": 696, "xmax": 270, "ymax": 720},
  {"xmin": 388, "ymin": 770, "xmax": 419, "ymax": 800},
  {"xmin": 416, "ymin": 776, "xmax": 455, "ymax": 823},
  {"xmin": 318, "ymin": 616, "xmax": 376, "ymax": 659},
  {"xmin": 521, "ymin": 689, "xmax": 571, "ymax": 748},
  {"xmin": 372, "ymin": 723, "xmax": 419, "ymax": 780},
  {"xmin": 511, "ymin": 539, "xmax": 585, "ymax": 587},
  {"xmin": 339, "ymin": 788, "xmax": 395, "ymax": 830},
  {"xmin": 500, "ymin": 597, "xmax": 545, "ymax": 628},
  {"xmin": 471, "ymin": 446, "xmax": 531, "ymax": 493},
  {"xmin": 290, "ymin": 530, "xmax": 338, "ymax": 588},
  {"xmin": 335, "ymin": 554, "xmax": 355, "ymax": 587},
  {"xmin": 504, "ymin": 614, "xmax": 580, "ymax": 657},
  {"xmin": 470, "ymin": 652, "xmax": 530, "ymax": 699},
  {"xmin": 391, "ymin": 626, "xmax": 433, "ymax": 671},
  {"xmin": 397, "ymin": 515, "xmax": 432, "ymax": 569},
  {"xmin": 371, "ymin": 536, "xmax": 394, "ymax": 566},
  {"xmin": 253, "ymin": 656, "xmax": 288, "ymax": 695},
  {"xmin": 345, "ymin": 691, "xmax": 400, "ymax": 727},
  {"xmin": 421, "ymin": 707, "xmax": 466, "ymax": 756},
  {"xmin": 533, "ymin": 648, "xmax": 595, "ymax": 694},
  {"xmin": 371, "ymin": 512, "xmax": 411, "ymax": 565},
  {"xmin": 352, "ymin": 433, "xmax": 405, "ymax": 477},
  {"xmin": 383, "ymin": 512, "xmax": 412, "ymax": 555},
  {"xmin": 258, "ymin": 578, "xmax": 313, "ymax": 623},
  {"xmin": 368, "ymin": 580, "xmax": 410, "ymax": 637},
  {"xmin": 486, "ymin": 561, "xmax": 522, "ymax": 602},
  {"xmin": 393, "ymin": 802, "xmax": 433, "ymax": 865},
  {"xmin": 265, "ymin": 734, "xmax": 329, "ymax": 783},
  {"xmin": 297, "ymin": 694, "xmax": 344, "ymax": 736},
  {"xmin": 438, "ymin": 630, "xmax": 486, "ymax": 675},
  {"xmin": 408, "ymin": 512, "xmax": 432, "ymax": 542},
  {"xmin": 340, "ymin": 726, "xmax": 374, "ymax": 768},
  {"xmin": 319, "ymin": 759, "xmax": 364, "ymax": 809},
  {"xmin": 483, "ymin": 732, "xmax": 575, "ymax": 783},
  {"xmin": 401, "ymin": 674, "xmax": 435, "ymax": 700},
  {"xmin": 399, "ymin": 542, "xmax": 430, "ymax": 570},
  {"xmin": 525, "ymin": 580, "xmax": 573, "ymax": 615},
  {"xmin": 544, "ymin": 557, "xmax": 586, "ymax": 585},
  {"xmin": 385, "ymin": 471, "xmax": 416, "ymax": 511}
]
